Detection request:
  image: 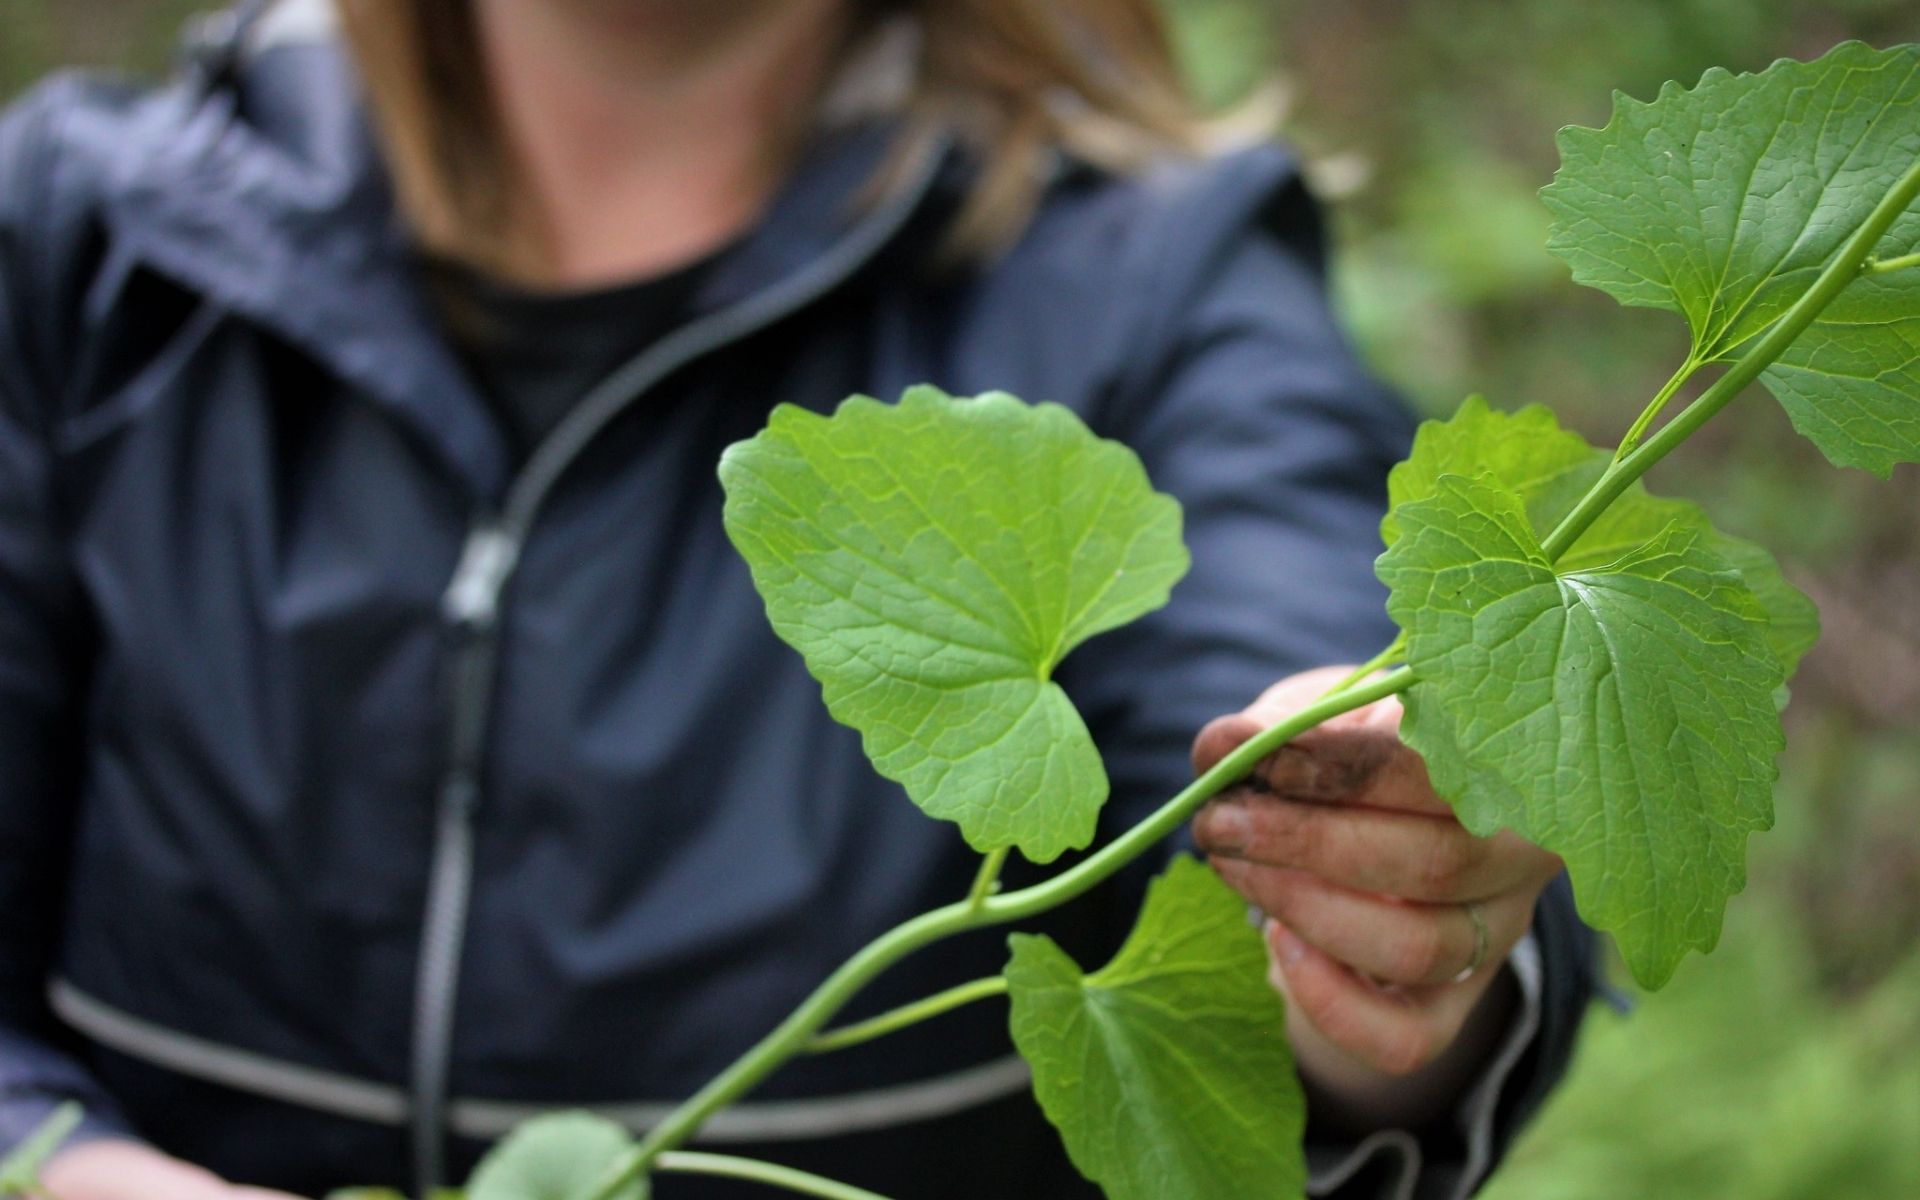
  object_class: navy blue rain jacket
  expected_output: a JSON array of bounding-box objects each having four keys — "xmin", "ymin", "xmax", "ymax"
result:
[{"xmin": 0, "ymin": 17, "xmax": 1595, "ymax": 1200}]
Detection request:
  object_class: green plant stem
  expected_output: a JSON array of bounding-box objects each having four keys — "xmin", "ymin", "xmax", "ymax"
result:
[
  {"xmin": 979, "ymin": 668, "xmax": 1411, "ymax": 923},
  {"xmin": 603, "ymin": 907, "xmax": 988, "ymax": 1189},
  {"xmin": 1613, "ymin": 357, "xmax": 1700, "ymax": 462},
  {"xmin": 966, "ymin": 847, "xmax": 1009, "ymax": 910},
  {"xmin": 805, "ymin": 976, "xmax": 1010, "ymax": 1055},
  {"xmin": 652, "ymin": 1151, "xmax": 897, "ymax": 1200},
  {"xmin": 1543, "ymin": 153, "xmax": 1920, "ymax": 560},
  {"xmin": 1323, "ymin": 632, "xmax": 1407, "ymax": 698},
  {"xmin": 590, "ymin": 668, "xmax": 1411, "ymax": 1197},
  {"xmin": 1864, "ymin": 251, "xmax": 1920, "ymax": 275}
]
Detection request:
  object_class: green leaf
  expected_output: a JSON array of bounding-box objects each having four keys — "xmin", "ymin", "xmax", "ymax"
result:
[
  {"xmin": 1565, "ymin": 495, "xmax": 1820, "ymax": 685},
  {"xmin": 1379, "ymin": 472, "xmax": 1787, "ymax": 987},
  {"xmin": 466, "ymin": 1112, "xmax": 645, "ymax": 1200},
  {"xmin": 1389, "ymin": 399, "xmax": 1819, "ymax": 683},
  {"xmin": 1761, "ymin": 268, "xmax": 1920, "ymax": 477},
  {"xmin": 1715, "ymin": 538, "xmax": 1820, "ymax": 706},
  {"xmin": 720, "ymin": 386, "xmax": 1189, "ymax": 863},
  {"xmin": 1384, "ymin": 395, "xmax": 1601, "ymax": 548},
  {"xmin": 1542, "ymin": 42, "xmax": 1920, "ymax": 476},
  {"xmin": 1007, "ymin": 856, "xmax": 1305, "ymax": 1200},
  {"xmin": 0, "ymin": 1103, "xmax": 81, "ymax": 1196}
]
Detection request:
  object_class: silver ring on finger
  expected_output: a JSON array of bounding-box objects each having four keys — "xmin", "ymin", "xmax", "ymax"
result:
[{"xmin": 1451, "ymin": 900, "xmax": 1491, "ymax": 984}]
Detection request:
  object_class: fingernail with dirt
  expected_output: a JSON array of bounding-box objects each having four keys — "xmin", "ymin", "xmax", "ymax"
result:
[{"xmin": 1261, "ymin": 745, "xmax": 1327, "ymax": 797}]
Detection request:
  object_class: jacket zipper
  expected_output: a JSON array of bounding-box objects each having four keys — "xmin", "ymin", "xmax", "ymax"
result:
[{"xmin": 410, "ymin": 137, "xmax": 946, "ymax": 1196}]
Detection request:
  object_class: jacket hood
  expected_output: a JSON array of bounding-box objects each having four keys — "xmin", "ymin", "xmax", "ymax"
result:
[
  {"xmin": 57, "ymin": 7, "xmax": 954, "ymax": 498},
  {"xmin": 25, "ymin": 0, "xmax": 1321, "ymax": 499}
]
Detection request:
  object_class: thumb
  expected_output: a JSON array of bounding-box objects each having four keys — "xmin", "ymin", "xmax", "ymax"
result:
[
  {"xmin": 1191, "ymin": 665, "xmax": 1362, "ymax": 776},
  {"xmin": 1191, "ymin": 712, "xmax": 1264, "ymax": 775}
]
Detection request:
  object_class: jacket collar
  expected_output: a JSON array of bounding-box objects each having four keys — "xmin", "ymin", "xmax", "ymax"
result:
[{"xmin": 95, "ymin": 33, "xmax": 955, "ymax": 501}]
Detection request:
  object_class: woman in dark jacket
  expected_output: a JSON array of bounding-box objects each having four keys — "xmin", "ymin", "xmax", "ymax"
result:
[{"xmin": 0, "ymin": 1, "xmax": 1592, "ymax": 1196}]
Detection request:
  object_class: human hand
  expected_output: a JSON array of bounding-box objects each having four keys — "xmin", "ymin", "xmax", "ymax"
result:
[
  {"xmin": 1189, "ymin": 666, "xmax": 1563, "ymax": 1125},
  {"xmin": 40, "ymin": 1139, "xmax": 303, "ymax": 1200}
]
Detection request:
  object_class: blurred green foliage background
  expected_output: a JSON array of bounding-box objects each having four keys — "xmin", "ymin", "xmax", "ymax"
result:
[{"xmin": 6, "ymin": 2, "xmax": 1918, "ymax": 1196}]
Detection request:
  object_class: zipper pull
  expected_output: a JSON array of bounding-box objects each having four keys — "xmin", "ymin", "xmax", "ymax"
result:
[{"xmin": 441, "ymin": 522, "xmax": 520, "ymax": 632}]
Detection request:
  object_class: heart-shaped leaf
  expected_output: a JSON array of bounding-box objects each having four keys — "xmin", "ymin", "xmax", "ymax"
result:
[
  {"xmin": 1007, "ymin": 856, "xmax": 1305, "ymax": 1200},
  {"xmin": 721, "ymin": 386, "xmax": 1188, "ymax": 862},
  {"xmin": 1379, "ymin": 472, "xmax": 1786, "ymax": 987},
  {"xmin": 466, "ymin": 1112, "xmax": 645, "ymax": 1200}
]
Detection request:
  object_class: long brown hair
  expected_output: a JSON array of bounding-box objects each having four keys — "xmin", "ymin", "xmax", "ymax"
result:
[{"xmin": 336, "ymin": 0, "xmax": 1214, "ymax": 278}]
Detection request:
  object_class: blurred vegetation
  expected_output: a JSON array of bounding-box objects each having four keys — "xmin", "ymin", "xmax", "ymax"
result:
[
  {"xmin": 1, "ymin": 0, "xmax": 218, "ymax": 93},
  {"xmin": 1479, "ymin": 771, "xmax": 1920, "ymax": 1199},
  {"xmin": 7, "ymin": 2, "xmax": 1918, "ymax": 1196}
]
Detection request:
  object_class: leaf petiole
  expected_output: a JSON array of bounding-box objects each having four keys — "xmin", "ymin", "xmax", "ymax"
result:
[
  {"xmin": 804, "ymin": 976, "xmax": 1010, "ymax": 1055},
  {"xmin": 1613, "ymin": 357, "xmax": 1701, "ymax": 462},
  {"xmin": 1322, "ymin": 632, "xmax": 1407, "ymax": 698},
  {"xmin": 1864, "ymin": 250, "xmax": 1920, "ymax": 275},
  {"xmin": 652, "ymin": 1151, "xmax": 897, "ymax": 1200},
  {"xmin": 965, "ymin": 847, "xmax": 1009, "ymax": 911},
  {"xmin": 0, "ymin": 1102, "xmax": 82, "ymax": 1200}
]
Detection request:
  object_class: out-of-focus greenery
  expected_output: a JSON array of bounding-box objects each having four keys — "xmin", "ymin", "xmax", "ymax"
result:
[
  {"xmin": 1480, "ymin": 732, "xmax": 1920, "ymax": 1199},
  {"xmin": 1483, "ymin": 926, "xmax": 1920, "ymax": 1198},
  {"xmin": 8, "ymin": 3, "xmax": 1919, "ymax": 1196},
  {"xmin": 1, "ymin": 0, "xmax": 219, "ymax": 95}
]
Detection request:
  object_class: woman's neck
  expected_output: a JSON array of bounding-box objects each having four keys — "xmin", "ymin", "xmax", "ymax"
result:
[{"xmin": 473, "ymin": 0, "xmax": 848, "ymax": 288}]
